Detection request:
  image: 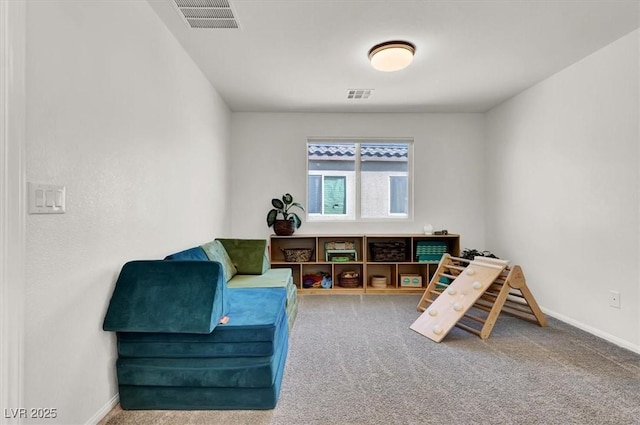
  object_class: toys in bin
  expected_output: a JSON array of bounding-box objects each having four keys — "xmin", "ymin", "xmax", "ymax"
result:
[
  {"xmin": 303, "ymin": 272, "xmax": 332, "ymax": 289},
  {"xmin": 460, "ymin": 248, "xmax": 499, "ymax": 260}
]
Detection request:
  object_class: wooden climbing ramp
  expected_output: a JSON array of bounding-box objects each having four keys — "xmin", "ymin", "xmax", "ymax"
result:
[{"xmin": 410, "ymin": 254, "xmax": 547, "ymax": 342}]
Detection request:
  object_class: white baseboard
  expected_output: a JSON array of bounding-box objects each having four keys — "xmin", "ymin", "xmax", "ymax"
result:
[
  {"xmin": 542, "ymin": 307, "xmax": 640, "ymax": 355},
  {"xmin": 85, "ymin": 394, "xmax": 119, "ymax": 425}
]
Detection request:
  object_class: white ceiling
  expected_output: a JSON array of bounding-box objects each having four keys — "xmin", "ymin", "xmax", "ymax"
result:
[{"xmin": 147, "ymin": 0, "xmax": 640, "ymax": 113}]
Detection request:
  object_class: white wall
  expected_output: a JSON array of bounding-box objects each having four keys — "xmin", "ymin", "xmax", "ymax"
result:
[
  {"xmin": 18, "ymin": 4, "xmax": 639, "ymax": 424},
  {"xmin": 24, "ymin": 1, "xmax": 231, "ymax": 424},
  {"xmin": 485, "ymin": 30, "xmax": 639, "ymax": 351},
  {"xmin": 230, "ymin": 113, "xmax": 486, "ymax": 249}
]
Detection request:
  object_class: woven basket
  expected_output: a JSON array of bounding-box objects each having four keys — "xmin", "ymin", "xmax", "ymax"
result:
[
  {"xmin": 338, "ymin": 277, "xmax": 360, "ymax": 288},
  {"xmin": 338, "ymin": 271, "xmax": 360, "ymax": 288},
  {"xmin": 281, "ymin": 248, "xmax": 313, "ymax": 262},
  {"xmin": 370, "ymin": 242, "xmax": 406, "ymax": 262}
]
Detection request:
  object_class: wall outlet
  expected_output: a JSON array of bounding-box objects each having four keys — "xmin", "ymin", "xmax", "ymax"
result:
[{"xmin": 609, "ymin": 290, "xmax": 620, "ymax": 308}]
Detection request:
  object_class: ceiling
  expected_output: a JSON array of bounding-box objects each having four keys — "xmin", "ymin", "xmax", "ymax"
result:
[{"xmin": 147, "ymin": 0, "xmax": 640, "ymax": 113}]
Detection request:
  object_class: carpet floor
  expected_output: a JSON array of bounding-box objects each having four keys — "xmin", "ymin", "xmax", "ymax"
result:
[{"xmin": 100, "ymin": 294, "xmax": 640, "ymax": 425}]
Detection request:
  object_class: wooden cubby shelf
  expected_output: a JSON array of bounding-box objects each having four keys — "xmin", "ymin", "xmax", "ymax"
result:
[{"xmin": 270, "ymin": 234, "xmax": 460, "ymax": 294}]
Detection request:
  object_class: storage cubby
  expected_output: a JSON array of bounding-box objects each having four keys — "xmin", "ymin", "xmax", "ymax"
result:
[
  {"xmin": 411, "ymin": 236, "xmax": 460, "ymax": 262},
  {"xmin": 397, "ymin": 264, "xmax": 429, "ymax": 291},
  {"xmin": 334, "ymin": 263, "xmax": 364, "ymax": 291},
  {"xmin": 270, "ymin": 234, "xmax": 460, "ymax": 294},
  {"xmin": 270, "ymin": 236, "xmax": 317, "ymax": 263},
  {"xmin": 317, "ymin": 236, "xmax": 363, "ymax": 262},
  {"xmin": 367, "ymin": 236, "xmax": 412, "ymax": 263},
  {"xmin": 300, "ymin": 263, "xmax": 332, "ymax": 292},
  {"xmin": 365, "ymin": 263, "xmax": 396, "ymax": 291}
]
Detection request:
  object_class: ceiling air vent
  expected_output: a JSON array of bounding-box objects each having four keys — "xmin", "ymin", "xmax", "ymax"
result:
[
  {"xmin": 173, "ymin": 0, "xmax": 239, "ymax": 29},
  {"xmin": 347, "ymin": 89, "xmax": 373, "ymax": 100}
]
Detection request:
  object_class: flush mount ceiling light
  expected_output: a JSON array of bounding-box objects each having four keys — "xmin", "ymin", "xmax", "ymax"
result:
[{"xmin": 368, "ymin": 41, "xmax": 415, "ymax": 72}]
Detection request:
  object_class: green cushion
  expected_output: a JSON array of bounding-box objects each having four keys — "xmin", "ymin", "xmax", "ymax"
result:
[
  {"xmin": 201, "ymin": 240, "xmax": 238, "ymax": 283},
  {"xmin": 103, "ymin": 261, "xmax": 228, "ymax": 334},
  {"xmin": 216, "ymin": 239, "xmax": 270, "ymax": 275},
  {"xmin": 227, "ymin": 268, "xmax": 292, "ymax": 289}
]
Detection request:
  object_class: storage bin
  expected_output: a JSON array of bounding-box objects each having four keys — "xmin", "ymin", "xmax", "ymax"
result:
[
  {"xmin": 400, "ymin": 274, "xmax": 422, "ymax": 288},
  {"xmin": 324, "ymin": 241, "xmax": 355, "ymax": 250},
  {"xmin": 415, "ymin": 241, "xmax": 447, "ymax": 262},
  {"xmin": 338, "ymin": 270, "xmax": 360, "ymax": 288},
  {"xmin": 369, "ymin": 275, "xmax": 388, "ymax": 288},
  {"xmin": 326, "ymin": 249, "xmax": 358, "ymax": 262},
  {"xmin": 281, "ymin": 248, "xmax": 313, "ymax": 262},
  {"xmin": 369, "ymin": 242, "xmax": 406, "ymax": 262}
]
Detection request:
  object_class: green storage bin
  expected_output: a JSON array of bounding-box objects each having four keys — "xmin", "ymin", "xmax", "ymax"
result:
[{"xmin": 415, "ymin": 241, "xmax": 447, "ymax": 262}]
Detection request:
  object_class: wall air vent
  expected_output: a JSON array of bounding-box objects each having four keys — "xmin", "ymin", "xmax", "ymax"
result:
[
  {"xmin": 347, "ymin": 89, "xmax": 373, "ymax": 100},
  {"xmin": 173, "ymin": 0, "xmax": 240, "ymax": 29}
]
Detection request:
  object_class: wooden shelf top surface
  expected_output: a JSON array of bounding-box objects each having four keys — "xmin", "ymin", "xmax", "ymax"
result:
[{"xmin": 270, "ymin": 233, "xmax": 459, "ymax": 238}]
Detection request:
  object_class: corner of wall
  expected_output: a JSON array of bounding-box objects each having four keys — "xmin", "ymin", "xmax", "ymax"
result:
[{"xmin": 0, "ymin": 0, "xmax": 26, "ymax": 422}]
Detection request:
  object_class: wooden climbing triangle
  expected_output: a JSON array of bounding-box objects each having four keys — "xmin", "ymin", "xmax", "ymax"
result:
[{"xmin": 410, "ymin": 254, "xmax": 547, "ymax": 342}]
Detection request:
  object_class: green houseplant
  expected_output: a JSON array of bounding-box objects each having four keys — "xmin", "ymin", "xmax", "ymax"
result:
[{"xmin": 267, "ymin": 193, "xmax": 305, "ymax": 236}]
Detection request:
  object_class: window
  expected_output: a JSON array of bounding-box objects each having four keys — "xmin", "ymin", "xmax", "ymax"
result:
[
  {"xmin": 307, "ymin": 175, "xmax": 322, "ymax": 214},
  {"xmin": 323, "ymin": 176, "xmax": 347, "ymax": 214},
  {"xmin": 308, "ymin": 175, "xmax": 347, "ymax": 215},
  {"xmin": 389, "ymin": 176, "xmax": 408, "ymax": 214},
  {"xmin": 307, "ymin": 139, "xmax": 412, "ymax": 221}
]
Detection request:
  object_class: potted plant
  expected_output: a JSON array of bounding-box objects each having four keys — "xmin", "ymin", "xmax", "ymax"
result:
[{"xmin": 267, "ymin": 193, "xmax": 305, "ymax": 236}]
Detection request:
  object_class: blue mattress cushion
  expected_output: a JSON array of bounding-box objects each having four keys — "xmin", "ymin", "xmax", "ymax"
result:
[
  {"xmin": 103, "ymin": 260, "xmax": 228, "ymax": 334},
  {"xmin": 117, "ymin": 337, "xmax": 288, "ymax": 410},
  {"xmin": 116, "ymin": 329, "xmax": 288, "ymax": 388},
  {"xmin": 116, "ymin": 287, "xmax": 287, "ymax": 358}
]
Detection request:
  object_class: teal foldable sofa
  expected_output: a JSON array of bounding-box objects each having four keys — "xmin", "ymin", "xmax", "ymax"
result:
[
  {"xmin": 165, "ymin": 239, "xmax": 298, "ymax": 329},
  {"xmin": 103, "ymin": 260, "xmax": 289, "ymax": 410}
]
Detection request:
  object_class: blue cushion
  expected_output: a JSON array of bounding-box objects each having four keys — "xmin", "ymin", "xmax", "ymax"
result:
[
  {"xmin": 117, "ymin": 338, "xmax": 288, "ymax": 410},
  {"xmin": 164, "ymin": 246, "xmax": 209, "ymax": 261},
  {"xmin": 116, "ymin": 287, "xmax": 287, "ymax": 358},
  {"xmin": 117, "ymin": 313, "xmax": 286, "ymax": 358},
  {"xmin": 116, "ymin": 329, "xmax": 287, "ymax": 388},
  {"xmin": 103, "ymin": 260, "xmax": 228, "ymax": 334}
]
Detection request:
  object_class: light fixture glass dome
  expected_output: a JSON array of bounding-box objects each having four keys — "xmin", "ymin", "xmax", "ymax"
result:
[{"xmin": 368, "ymin": 41, "xmax": 415, "ymax": 72}]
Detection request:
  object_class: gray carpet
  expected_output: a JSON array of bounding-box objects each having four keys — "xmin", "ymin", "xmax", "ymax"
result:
[{"xmin": 100, "ymin": 295, "xmax": 640, "ymax": 425}]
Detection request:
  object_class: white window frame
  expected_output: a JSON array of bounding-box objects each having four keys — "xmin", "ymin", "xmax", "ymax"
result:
[{"xmin": 307, "ymin": 138, "xmax": 413, "ymax": 222}]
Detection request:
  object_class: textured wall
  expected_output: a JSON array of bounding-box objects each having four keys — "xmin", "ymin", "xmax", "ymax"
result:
[
  {"xmin": 230, "ymin": 112, "xmax": 486, "ymax": 249},
  {"xmin": 485, "ymin": 30, "xmax": 639, "ymax": 351},
  {"xmin": 24, "ymin": 1, "xmax": 231, "ymax": 423}
]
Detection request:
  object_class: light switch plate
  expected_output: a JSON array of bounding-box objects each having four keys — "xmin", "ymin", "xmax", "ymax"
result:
[{"xmin": 28, "ymin": 183, "xmax": 65, "ymax": 214}]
